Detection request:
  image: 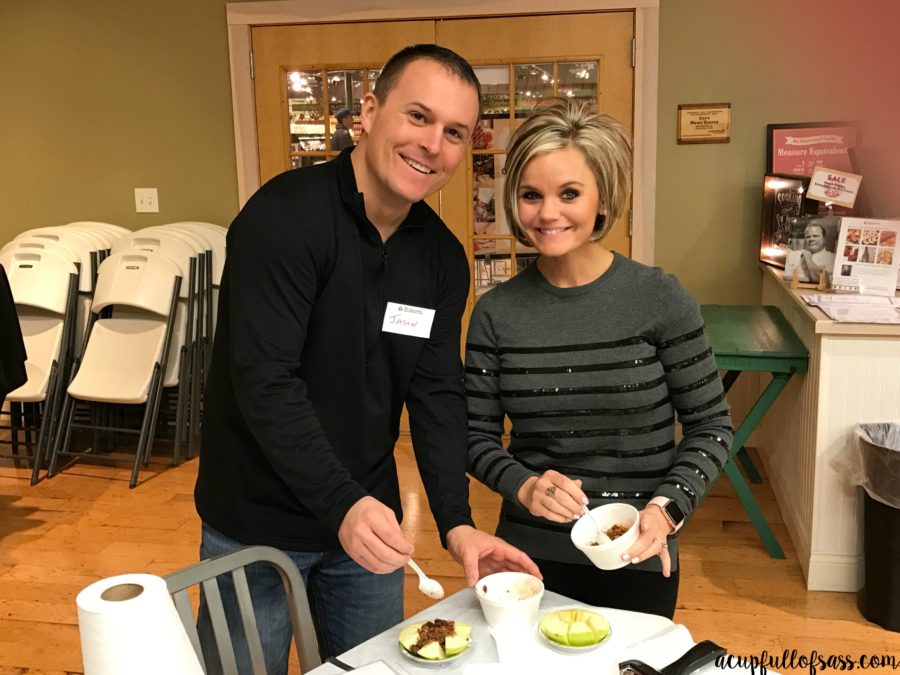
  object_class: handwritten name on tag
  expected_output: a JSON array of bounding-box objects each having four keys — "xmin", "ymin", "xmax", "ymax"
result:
[{"xmin": 382, "ymin": 302, "xmax": 435, "ymax": 339}]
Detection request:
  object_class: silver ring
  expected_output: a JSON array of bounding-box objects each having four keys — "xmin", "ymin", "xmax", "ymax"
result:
[{"xmin": 654, "ymin": 536, "xmax": 668, "ymax": 550}]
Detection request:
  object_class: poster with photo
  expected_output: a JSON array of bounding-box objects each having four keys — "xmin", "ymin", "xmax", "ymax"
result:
[
  {"xmin": 831, "ymin": 218, "xmax": 900, "ymax": 295},
  {"xmin": 783, "ymin": 215, "xmax": 840, "ymax": 282}
]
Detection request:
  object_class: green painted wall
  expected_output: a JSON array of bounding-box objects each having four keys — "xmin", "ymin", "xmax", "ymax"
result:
[
  {"xmin": 657, "ymin": 0, "xmax": 900, "ymax": 303},
  {"xmin": 0, "ymin": 0, "xmax": 240, "ymax": 242},
  {"xmin": 3, "ymin": 0, "xmax": 897, "ymax": 304}
]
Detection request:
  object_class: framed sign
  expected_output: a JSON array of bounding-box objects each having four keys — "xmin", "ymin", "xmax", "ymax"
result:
[
  {"xmin": 766, "ymin": 122, "xmax": 858, "ymax": 176},
  {"xmin": 677, "ymin": 103, "xmax": 731, "ymax": 144},
  {"xmin": 759, "ymin": 173, "xmax": 819, "ymax": 268}
]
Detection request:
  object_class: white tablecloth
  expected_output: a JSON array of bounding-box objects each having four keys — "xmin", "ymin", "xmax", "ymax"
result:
[{"xmin": 306, "ymin": 588, "xmax": 735, "ymax": 674}]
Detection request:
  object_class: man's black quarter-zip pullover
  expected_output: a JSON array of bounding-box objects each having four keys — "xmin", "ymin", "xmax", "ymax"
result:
[{"xmin": 195, "ymin": 148, "xmax": 475, "ymax": 550}]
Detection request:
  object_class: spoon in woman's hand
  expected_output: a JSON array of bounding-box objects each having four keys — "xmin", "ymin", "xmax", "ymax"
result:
[
  {"xmin": 584, "ymin": 507, "xmax": 612, "ymax": 545},
  {"xmin": 408, "ymin": 559, "xmax": 445, "ymax": 599}
]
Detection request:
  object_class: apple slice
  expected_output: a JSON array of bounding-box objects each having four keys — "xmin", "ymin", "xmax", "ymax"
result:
[
  {"xmin": 417, "ymin": 641, "xmax": 446, "ymax": 660},
  {"xmin": 453, "ymin": 621, "xmax": 472, "ymax": 640},
  {"xmin": 444, "ymin": 634, "xmax": 469, "ymax": 657},
  {"xmin": 398, "ymin": 623, "xmax": 422, "ymax": 654}
]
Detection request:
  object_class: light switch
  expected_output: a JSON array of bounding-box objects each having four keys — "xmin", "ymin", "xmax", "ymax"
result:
[{"xmin": 135, "ymin": 188, "xmax": 159, "ymax": 213}]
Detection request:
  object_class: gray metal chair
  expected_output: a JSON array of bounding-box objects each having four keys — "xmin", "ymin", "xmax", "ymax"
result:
[{"xmin": 165, "ymin": 546, "xmax": 321, "ymax": 674}]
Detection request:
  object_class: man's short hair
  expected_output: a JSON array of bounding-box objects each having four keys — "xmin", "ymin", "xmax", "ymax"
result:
[
  {"xmin": 373, "ymin": 44, "xmax": 481, "ymax": 112},
  {"xmin": 335, "ymin": 108, "xmax": 353, "ymax": 123},
  {"xmin": 502, "ymin": 99, "xmax": 633, "ymax": 246}
]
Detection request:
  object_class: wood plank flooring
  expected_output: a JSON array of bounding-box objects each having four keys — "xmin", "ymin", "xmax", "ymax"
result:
[{"xmin": 0, "ymin": 441, "xmax": 896, "ymax": 674}]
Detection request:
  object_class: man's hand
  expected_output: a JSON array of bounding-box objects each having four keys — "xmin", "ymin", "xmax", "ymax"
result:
[
  {"xmin": 446, "ymin": 525, "xmax": 542, "ymax": 586},
  {"xmin": 338, "ymin": 496, "xmax": 414, "ymax": 574}
]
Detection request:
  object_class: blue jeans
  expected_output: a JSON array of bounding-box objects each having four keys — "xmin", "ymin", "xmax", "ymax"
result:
[{"xmin": 197, "ymin": 523, "xmax": 404, "ymax": 675}]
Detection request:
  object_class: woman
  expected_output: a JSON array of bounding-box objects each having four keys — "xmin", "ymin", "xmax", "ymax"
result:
[{"xmin": 465, "ymin": 100, "xmax": 733, "ymax": 618}]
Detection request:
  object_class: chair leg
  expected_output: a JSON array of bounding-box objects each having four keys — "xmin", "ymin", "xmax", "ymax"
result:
[
  {"xmin": 48, "ymin": 395, "xmax": 77, "ymax": 478},
  {"xmin": 10, "ymin": 403, "xmax": 21, "ymax": 455},
  {"xmin": 131, "ymin": 401, "xmax": 155, "ymax": 489}
]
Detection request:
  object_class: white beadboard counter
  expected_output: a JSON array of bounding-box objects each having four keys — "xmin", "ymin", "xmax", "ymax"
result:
[{"xmin": 758, "ymin": 264, "xmax": 900, "ymax": 591}]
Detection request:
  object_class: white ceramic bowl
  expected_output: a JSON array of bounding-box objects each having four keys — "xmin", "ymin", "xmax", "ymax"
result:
[
  {"xmin": 570, "ymin": 503, "xmax": 641, "ymax": 570},
  {"xmin": 474, "ymin": 572, "xmax": 545, "ymax": 630}
]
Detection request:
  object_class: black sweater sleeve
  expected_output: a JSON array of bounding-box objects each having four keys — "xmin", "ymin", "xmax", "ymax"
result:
[
  {"xmin": 226, "ymin": 189, "xmax": 368, "ymax": 534},
  {"xmin": 405, "ymin": 234, "xmax": 475, "ymax": 544}
]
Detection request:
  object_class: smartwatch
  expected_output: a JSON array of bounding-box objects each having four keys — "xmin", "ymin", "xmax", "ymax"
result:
[{"xmin": 648, "ymin": 496, "xmax": 686, "ymax": 533}]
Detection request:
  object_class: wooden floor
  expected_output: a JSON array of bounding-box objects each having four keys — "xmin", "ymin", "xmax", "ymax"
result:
[{"xmin": 0, "ymin": 439, "xmax": 897, "ymax": 674}]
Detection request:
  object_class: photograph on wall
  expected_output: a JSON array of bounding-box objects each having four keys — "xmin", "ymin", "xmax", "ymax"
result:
[
  {"xmin": 759, "ymin": 174, "xmax": 818, "ymax": 268},
  {"xmin": 766, "ymin": 122, "xmax": 858, "ymax": 177}
]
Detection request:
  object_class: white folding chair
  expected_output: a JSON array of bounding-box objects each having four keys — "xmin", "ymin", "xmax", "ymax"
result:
[
  {"xmin": 14, "ymin": 227, "xmax": 101, "ymax": 356},
  {"xmin": 48, "ymin": 251, "xmax": 182, "ymax": 488},
  {"xmin": 112, "ymin": 231, "xmax": 199, "ymax": 463},
  {"xmin": 0, "ymin": 249, "xmax": 79, "ymax": 484}
]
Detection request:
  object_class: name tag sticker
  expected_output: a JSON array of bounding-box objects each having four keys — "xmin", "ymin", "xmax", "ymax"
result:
[{"xmin": 382, "ymin": 302, "xmax": 435, "ymax": 339}]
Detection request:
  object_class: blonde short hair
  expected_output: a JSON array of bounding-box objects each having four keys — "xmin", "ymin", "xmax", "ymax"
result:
[{"xmin": 503, "ymin": 99, "xmax": 633, "ymax": 246}]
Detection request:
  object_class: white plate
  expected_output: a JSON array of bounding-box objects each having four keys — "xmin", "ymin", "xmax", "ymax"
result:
[
  {"xmin": 537, "ymin": 609, "xmax": 612, "ymax": 654},
  {"xmin": 399, "ymin": 637, "xmax": 473, "ymax": 667}
]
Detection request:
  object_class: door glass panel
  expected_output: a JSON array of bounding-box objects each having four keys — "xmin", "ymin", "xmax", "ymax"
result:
[
  {"xmin": 327, "ymin": 69, "xmax": 363, "ymax": 151},
  {"xmin": 514, "ymin": 63, "xmax": 553, "ymax": 118},
  {"xmin": 558, "ymin": 61, "xmax": 599, "ymax": 112},
  {"xmin": 474, "ymin": 242, "xmax": 513, "ymax": 297},
  {"xmin": 472, "ymin": 154, "xmax": 508, "ymax": 237},
  {"xmin": 288, "ymin": 70, "xmax": 326, "ymax": 162},
  {"xmin": 473, "ymin": 66, "xmax": 511, "ymax": 151}
]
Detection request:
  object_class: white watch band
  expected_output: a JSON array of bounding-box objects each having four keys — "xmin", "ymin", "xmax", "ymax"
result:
[{"xmin": 649, "ymin": 496, "xmax": 683, "ymax": 533}]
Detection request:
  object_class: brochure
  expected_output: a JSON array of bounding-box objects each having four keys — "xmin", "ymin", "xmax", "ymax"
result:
[
  {"xmin": 831, "ymin": 217, "xmax": 900, "ymax": 295},
  {"xmin": 802, "ymin": 294, "xmax": 900, "ymax": 324}
]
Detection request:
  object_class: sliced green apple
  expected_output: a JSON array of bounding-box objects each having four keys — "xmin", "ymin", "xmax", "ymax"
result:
[
  {"xmin": 453, "ymin": 621, "xmax": 472, "ymax": 640},
  {"xmin": 398, "ymin": 623, "xmax": 422, "ymax": 653},
  {"xmin": 417, "ymin": 641, "xmax": 446, "ymax": 660},
  {"xmin": 539, "ymin": 608, "xmax": 611, "ymax": 647},
  {"xmin": 444, "ymin": 634, "xmax": 468, "ymax": 656}
]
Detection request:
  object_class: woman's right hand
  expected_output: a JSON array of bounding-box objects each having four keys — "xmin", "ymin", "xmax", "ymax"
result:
[{"xmin": 517, "ymin": 470, "xmax": 588, "ymax": 523}]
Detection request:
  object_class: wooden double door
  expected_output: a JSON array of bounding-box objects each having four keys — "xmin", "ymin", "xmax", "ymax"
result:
[{"xmin": 252, "ymin": 12, "xmax": 635, "ymax": 325}]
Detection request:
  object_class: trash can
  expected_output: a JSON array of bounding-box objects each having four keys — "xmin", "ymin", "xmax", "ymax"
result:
[{"xmin": 854, "ymin": 423, "xmax": 900, "ymax": 632}]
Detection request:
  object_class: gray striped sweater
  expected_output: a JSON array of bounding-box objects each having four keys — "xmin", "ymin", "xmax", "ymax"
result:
[{"xmin": 465, "ymin": 253, "xmax": 733, "ymax": 572}]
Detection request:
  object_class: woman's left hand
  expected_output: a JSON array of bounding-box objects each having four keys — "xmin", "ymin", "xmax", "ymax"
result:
[{"xmin": 622, "ymin": 506, "xmax": 673, "ymax": 577}]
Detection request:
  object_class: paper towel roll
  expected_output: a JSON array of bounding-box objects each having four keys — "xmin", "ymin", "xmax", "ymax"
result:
[{"xmin": 77, "ymin": 573, "xmax": 204, "ymax": 675}]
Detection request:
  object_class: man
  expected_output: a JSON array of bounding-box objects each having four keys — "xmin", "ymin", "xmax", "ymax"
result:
[
  {"xmin": 195, "ymin": 44, "xmax": 540, "ymax": 672},
  {"xmin": 331, "ymin": 107, "xmax": 355, "ymax": 150}
]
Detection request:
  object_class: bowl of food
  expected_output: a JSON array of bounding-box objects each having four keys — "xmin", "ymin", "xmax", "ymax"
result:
[
  {"xmin": 398, "ymin": 618, "xmax": 472, "ymax": 665},
  {"xmin": 538, "ymin": 607, "xmax": 612, "ymax": 652},
  {"xmin": 474, "ymin": 571, "xmax": 544, "ymax": 629},
  {"xmin": 570, "ymin": 503, "xmax": 640, "ymax": 570}
]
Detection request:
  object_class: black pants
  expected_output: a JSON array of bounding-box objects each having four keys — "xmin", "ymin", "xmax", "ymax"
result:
[{"xmin": 533, "ymin": 557, "xmax": 679, "ymax": 619}]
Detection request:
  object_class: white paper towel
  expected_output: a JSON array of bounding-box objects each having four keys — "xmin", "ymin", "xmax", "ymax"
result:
[{"xmin": 77, "ymin": 573, "xmax": 204, "ymax": 675}]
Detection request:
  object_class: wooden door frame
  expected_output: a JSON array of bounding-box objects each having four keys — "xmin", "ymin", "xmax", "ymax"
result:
[{"xmin": 225, "ymin": 0, "xmax": 659, "ymax": 264}]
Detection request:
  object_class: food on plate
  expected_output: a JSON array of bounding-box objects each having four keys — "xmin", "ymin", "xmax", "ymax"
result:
[
  {"xmin": 398, "ymin": 619, "xmax": 472, "ymax": 660},
  {"xmin": 539, "ymin": 608, "xmax": 611, "ymax": 647}
]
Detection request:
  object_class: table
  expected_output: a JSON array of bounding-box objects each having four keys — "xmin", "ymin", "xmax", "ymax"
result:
[
  {"xmin": 307, "ymin": 588, "xmax": 768, "ymax": 674},
  {"xmin": 699, "ymin": 304, "xmax": 809, "ymax": 559}
]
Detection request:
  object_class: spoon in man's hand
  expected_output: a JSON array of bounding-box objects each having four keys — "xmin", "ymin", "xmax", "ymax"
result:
[{"xmin": 408, "ymin": 559, "xmax": 445, "ymax": 599}]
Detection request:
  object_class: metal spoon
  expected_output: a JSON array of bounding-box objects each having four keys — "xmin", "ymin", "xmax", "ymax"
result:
[
  {"xmin": 407, "ymin": 559, "xmax": 445, "ymax": 599},
  {"xmin": 584, "ymin": 506, "xmax": 612, "ymax": 545}
]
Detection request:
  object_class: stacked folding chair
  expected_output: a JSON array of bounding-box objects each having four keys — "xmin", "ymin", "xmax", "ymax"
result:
[
  {"xmin": 111, "ymin": 230, "xmax": 198, "ymax": 464},
  {"xmin": 48, "ymin": 251, "xmax": 182, "ymax": 488},
  {"xmin": 0, "ymin": 249, "xmax": 79, "ymax": 483}
]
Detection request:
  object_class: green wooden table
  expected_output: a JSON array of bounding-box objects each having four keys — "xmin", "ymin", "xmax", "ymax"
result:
[{"xmin": 699, "ymin": 304, "xmax": 809, "ymax": 558}]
